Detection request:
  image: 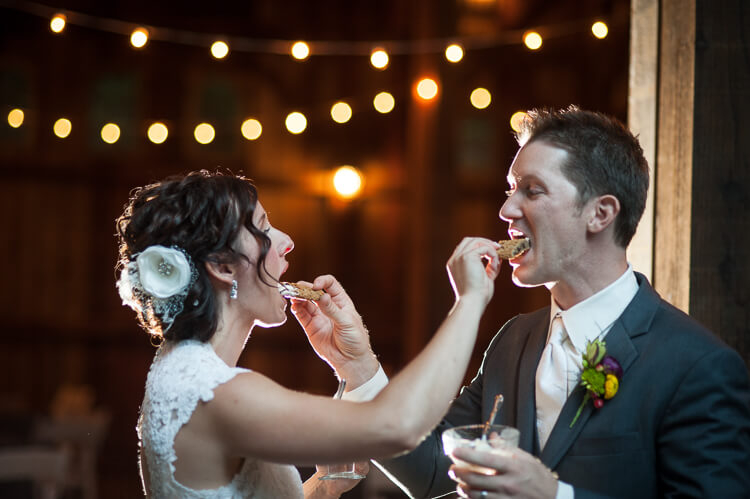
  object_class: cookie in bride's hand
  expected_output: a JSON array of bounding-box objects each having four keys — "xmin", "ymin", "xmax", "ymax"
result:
[{"xmin": 278, "ymin": 282, "xmax": 325, "ymax": 301}]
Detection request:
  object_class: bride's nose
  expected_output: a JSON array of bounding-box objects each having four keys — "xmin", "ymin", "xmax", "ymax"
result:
[{"xmin": 281, "ymin": 235, "xmax": 294, "ymax": 256}]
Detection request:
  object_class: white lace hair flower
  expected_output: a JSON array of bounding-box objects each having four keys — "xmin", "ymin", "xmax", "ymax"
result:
[
  {"xmin": 116, "ymin": 245, "xmax": 198, "ymax": 333},
  {"xmin": 137, "ymin": 246, "xmax": 192, "ymax": 298}
]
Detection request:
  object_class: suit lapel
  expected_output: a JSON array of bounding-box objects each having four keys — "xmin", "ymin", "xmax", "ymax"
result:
[
  {"xmin": 515, "ymin": 311, "xmax": 550, "ymax": 455},
  {"xmin": 539, "ymin": 273, "xmax": 658, "ymax": 469},
  {"xmin": 540, "ymin": 320, "xmax": 639, "ymax": 468}
]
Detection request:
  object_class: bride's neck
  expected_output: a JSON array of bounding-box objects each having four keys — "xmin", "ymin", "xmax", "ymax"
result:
[{"xmin": 209, "ymin": 306, "xmax": 254, "ymax": 367}]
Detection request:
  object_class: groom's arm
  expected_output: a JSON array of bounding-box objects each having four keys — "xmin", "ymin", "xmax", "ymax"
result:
[
  {"xmin": 343, "ymin": 321, "xmax": 515, "ymax": 498},
  {"xmin": 373, "ymin": 346, "xmax": 490, "ymax": 499},
  {"xmin": 656, "ymin": 346, "xmax": 750, "ymax": 497},
  {"xmin": 371, "ymin": 424, "xmax": 453, "ymax": 499},
  {"xmin": 340, "ymin": 365, "xmax": 461, "ymax": 498}
]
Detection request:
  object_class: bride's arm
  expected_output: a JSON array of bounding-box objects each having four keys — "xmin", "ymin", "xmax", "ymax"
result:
[{"xmin": 207, "ymin": 237, "xmax": 500, "ymax": 464}]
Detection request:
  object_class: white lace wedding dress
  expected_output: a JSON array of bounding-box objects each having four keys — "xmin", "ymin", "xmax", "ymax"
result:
[{"xmin": 137, "ymin": 340, "xmax": 304, "ymax": 498}]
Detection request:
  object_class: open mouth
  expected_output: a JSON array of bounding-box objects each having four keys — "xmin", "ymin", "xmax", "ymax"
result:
[
  {"xmin": 507, "ymin": 229, "xmax": 531, "ymax": 260},
  {"xmin": 508, "ymin": 228, "xmax": 527, "ymax": 240}
]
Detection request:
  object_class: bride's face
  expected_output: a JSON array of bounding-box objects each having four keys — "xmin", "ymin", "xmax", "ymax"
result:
[{"xmin": 233, "ymin": 202, "xmax": 294, "ymax": 327}]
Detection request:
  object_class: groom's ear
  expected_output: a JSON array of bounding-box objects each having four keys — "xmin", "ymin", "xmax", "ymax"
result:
[
  {"xmin": 586, "ymin": 194, "xmax": 620, "ymax": 234},
  {"xmin": 204, "ymin": 261, "xmax": 234, "ymax": 285}
]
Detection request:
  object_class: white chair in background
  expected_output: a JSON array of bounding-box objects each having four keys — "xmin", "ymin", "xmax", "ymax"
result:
[
  {"xmin": 34, "ymin": 410, "xmax": 110, "ymax": 499},
  {"xmin": 0, "ymin": 446, "xmax": 70, "ymax": 499}
]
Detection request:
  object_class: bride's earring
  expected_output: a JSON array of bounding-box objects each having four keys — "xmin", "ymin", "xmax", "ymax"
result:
[{"xmin": 230, "ymin": 279, "xmax": 238, "ymax": 300}]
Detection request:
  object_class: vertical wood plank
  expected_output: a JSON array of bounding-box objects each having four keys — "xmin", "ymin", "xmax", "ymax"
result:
[
  {"xmin": 627, "ymin": 0, "xmax": 659, "ymax": 280},
  {"xmin": 654, "ymin": 0, "xmax": 695, "ymax": 310}
]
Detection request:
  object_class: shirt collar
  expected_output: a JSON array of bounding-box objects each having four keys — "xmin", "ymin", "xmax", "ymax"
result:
[{"xmin": 550, "ymin": 265, "xmax": 639, "ymax": 353}]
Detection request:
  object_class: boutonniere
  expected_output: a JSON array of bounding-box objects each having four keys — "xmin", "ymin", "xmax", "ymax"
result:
[{"xmin": 570, "ymin": 339, "xmax": 623, "ymax": 427}]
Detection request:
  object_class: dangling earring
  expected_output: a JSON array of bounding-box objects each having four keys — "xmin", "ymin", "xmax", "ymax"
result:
[{"xmin": 230, "ymin": 279, "xmax": 238, "ymax": 300}]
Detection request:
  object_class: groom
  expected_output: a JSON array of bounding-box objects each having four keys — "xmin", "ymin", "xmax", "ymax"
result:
[{"xmin": 301, "ymin": 107, "xmax": 750, "ymax": 498}]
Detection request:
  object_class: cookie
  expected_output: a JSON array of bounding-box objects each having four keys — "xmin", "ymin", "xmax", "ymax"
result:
[
  {"xmin": 496, "ymin": 238, "xmax": 531, "ymax": 259},
  {"xmin": 278, "ymin": 282, "xmax": 325, "ymax": 301}
]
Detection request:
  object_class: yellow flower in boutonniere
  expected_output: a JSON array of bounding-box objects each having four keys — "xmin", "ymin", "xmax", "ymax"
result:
[
  {"xmin": 570, "ymin": 339, "xmax": 623, "ymax": 427},
  {"xmin": 604, "ymin": 374, "xmax": 619, "ymax": 399}
]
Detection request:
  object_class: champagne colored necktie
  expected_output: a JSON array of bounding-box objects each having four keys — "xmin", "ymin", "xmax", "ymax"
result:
[{"xmin": 535, "ymin": 312, "xmax": 568, "ymax": 450}]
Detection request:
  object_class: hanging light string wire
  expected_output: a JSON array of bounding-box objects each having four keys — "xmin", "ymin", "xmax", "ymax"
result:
[{"xmin": 0, "ymin": 0, "xmax": 619, "ymax": 56}]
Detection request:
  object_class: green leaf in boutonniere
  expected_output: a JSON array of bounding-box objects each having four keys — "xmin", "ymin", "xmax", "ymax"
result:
[{"xmin": 570, "ymin": 339, "xmax": 623, "ymax": 427}]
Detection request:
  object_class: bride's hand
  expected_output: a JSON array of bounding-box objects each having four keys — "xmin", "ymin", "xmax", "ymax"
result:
[
  {"xmin": 291, "ymin": 275, "xmax": 379, "ymax": 386},
  {"xmin": 447, "ymin": 237, "xmax": 502, "ymax": 307},
  {"xmin": 304, "ymin": 462, "xmax": 370, "ymax": 498}
]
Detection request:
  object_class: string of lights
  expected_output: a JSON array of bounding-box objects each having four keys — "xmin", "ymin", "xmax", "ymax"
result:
[
  {"xmin": 5, "ymin": 93, "xmax": 529, "ymax": 144},
  {"xmin": 2, "ymin": 1, "xmax": 612, "ymax": 149},
  {"xmin": 1, "ymin": 0, "xmax": 611, "ymax": 61}
]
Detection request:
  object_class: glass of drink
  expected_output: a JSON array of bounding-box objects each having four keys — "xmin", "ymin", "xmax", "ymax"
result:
[
  {"xmin": 442, "ymin": 424, "xmax": 520, "ymax": 475},
  {"xmin": 318, "ymin": 380, "xmax": 366, "ymax": 480}
]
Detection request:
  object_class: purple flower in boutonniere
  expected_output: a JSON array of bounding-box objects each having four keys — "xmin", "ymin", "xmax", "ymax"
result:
[{"xmin": 570, "ymin": 339, "xmax": 623, "ymax": 427}]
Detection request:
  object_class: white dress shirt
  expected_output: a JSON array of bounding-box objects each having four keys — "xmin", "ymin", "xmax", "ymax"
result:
[
  {"xmin": 540, "ymin": 265, "xmax": 639, "ymax": 499},
  {"xmin": 544, "ymin": 265, "xmax": 639, "ymax": 402}
]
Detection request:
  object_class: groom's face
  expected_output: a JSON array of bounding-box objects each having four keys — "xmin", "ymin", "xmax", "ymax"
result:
[{"xmin": 499, "ymin": 140, "xmax": 590, "ymax": 290}]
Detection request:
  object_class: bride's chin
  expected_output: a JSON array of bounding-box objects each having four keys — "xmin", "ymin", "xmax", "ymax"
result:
[{"xmin": 254, "ymin": 314, "xmax": 288, "ymax": 329}]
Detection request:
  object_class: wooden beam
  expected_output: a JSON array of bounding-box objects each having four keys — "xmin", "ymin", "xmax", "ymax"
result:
[
  {"xmin": 654, "ymin": 0, "xmax": 696, "ymax": 311},
  {"xmin": 627, "ymin": 0, "xmax": 659, "ymax": 281}
]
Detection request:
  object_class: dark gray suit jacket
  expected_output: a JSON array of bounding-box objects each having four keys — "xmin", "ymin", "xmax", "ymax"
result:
[{"xmin": 377, "ymin": 273, "xmax": 750, "ymax": 498}]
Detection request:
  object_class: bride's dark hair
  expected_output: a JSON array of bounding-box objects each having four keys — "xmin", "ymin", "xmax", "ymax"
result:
[{"xmin": 116, "ymin": 170, "xmax": 272, "ymax": 342}]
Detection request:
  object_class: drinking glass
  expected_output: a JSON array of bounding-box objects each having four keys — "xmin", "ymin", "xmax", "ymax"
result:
[
  {"xmin": 318, "ymin": 380, "xmax": 367, "ymax": 480},
  {"xmin": 442, "ymin": 424, "xmax": 520, "ymax": 475}
]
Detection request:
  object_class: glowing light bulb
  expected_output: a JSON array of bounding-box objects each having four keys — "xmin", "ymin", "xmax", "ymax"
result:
[
  {"xmin": 445, "ymin": 44, "xmax": 464, "ymax": 63},
  {"xmin": 330, "ymin": 102, "xmax": 352, "ymax": 124},
  {"xmin": 416, "ymin": 78, "xmax": 439, "ymax": 101},
  {"xmin": 211, "ymin": 41, "xmax": 229, "ymax": 59},
  {"xmin": 7, "ymin": 109, "xmax": 24, "ymax": 128},
  {"xmin": 523, "ymin": 31, "xmax": 543, "ymax": 50},
  {"xmin": 130, "ymin": 28, "xmax": 149, "ymax": 48},
  {"xmin": 592, "ymin": 21, "xmax": 609, "ymax": 39},
  {"xmin": 50, "ymin": 14, "xmax": 66, "ymax": 33},
  {"xmin": 53, "ymin": 118, "xmax": 72, "ymax": 138},
  {"xmin": 147, "ymin": 122, "xmax": 169, "ymax": 144},
  {"xmin": 194, "ymin": 123, "xmax": 215, "ymax": 144},
  {"xmin": 100, "ymin": 123, "xmax": 120, "ymax": 144},
  {"xmin": 241, "ymin": 119, "xmax": 262, "ymax": 140},
  {"xmin": 291, "ymin": 41, "xmax": 310, "ymax": 60},
  {"xmin": 470, "ymin": 88, "xmax": 491, "ymax": 109},
  {"xmin": 333, "ymin": 166, "xmax": 363, "ymax": 199},
  {"xmin": 510, "ymin": 111, "xmax": 528, "ymax": 133},
  {"xmin": 373, "ymin": 92, "xmax": 395, "ymax": 114},
  {"xmin": 370, "ymin": 49, "xmax": 389, "ymax": 70},
  {"xmin": 285, "ymin": 112, "xmax": 307, "ymax": 134}
]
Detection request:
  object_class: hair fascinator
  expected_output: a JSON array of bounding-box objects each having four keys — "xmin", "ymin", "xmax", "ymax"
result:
[{"xmin": 116, "ymin": 245, "xmax": 198, "ymax": 333}]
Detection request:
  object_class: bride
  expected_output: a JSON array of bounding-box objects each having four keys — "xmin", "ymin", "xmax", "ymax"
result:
[{"xmin": 115, "ymin": 170, "xmax": 501, "ymax": 498}]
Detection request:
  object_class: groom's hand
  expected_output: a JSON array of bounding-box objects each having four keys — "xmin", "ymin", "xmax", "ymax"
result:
[
  {"xmin": 290, "ymin": 274, "xmax": 379, "ymax": 388},
  {"xmin": 449, "ymin": 447, "xmax": 559, "ymax": 499}
]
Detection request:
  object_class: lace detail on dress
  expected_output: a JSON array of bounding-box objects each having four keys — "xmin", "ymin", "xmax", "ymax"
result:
[{"xmin": 138, "ymin": 340, "xmax": 303, "ymax": 498}]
